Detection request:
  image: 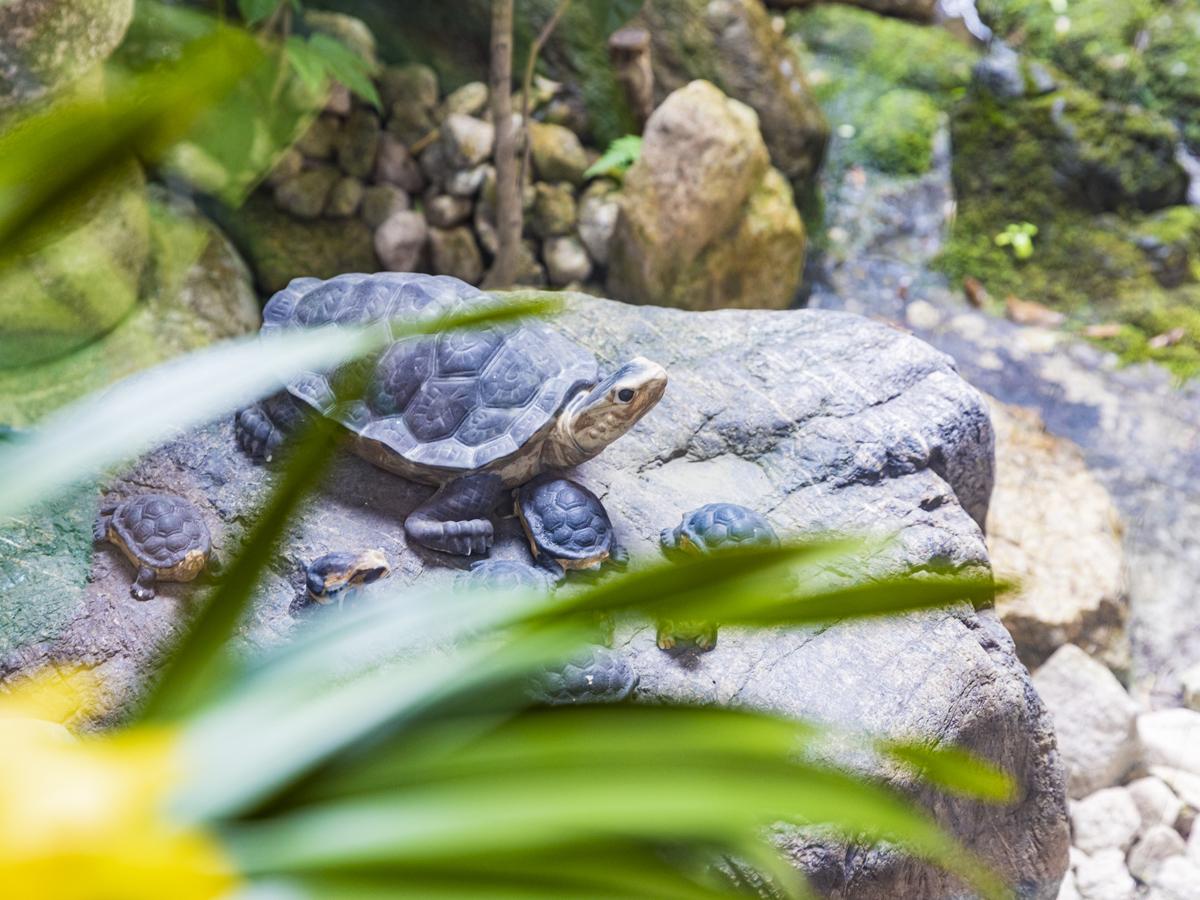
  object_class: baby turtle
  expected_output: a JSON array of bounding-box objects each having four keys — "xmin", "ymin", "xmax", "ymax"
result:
[
  {"xmin": 236, "ymin": 273, "xmax": 667, "ymax": 557},
  {"xmin": 94, "ymin": 493, "xmax": 211, "ymax": 601},
  {"xmin": 531, "ymin": 645, "xmax": 639, "ymax": 706},
  {"xmin": 306, "ymin": 549, "xmax": 391, "ymax": 606},
  {"xmin": 661, "ymin": 502, "xmax": 780, "ymax": 556},
  {"xmin": 515, "ymin": 475, "xmax": 626, "ymax": 581},
  {"xmin": 457, "ymin": 558, "xmax": 555, "ymax": 594},
  {"xmin": 657, "ymin": 503, "xmax": 780, "ymax": 652}
]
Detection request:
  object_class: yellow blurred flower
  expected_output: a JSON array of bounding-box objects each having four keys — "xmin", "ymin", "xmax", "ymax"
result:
[{"xmin": 0, "ymin": 669, "xmax": 238, "ymax": 900}]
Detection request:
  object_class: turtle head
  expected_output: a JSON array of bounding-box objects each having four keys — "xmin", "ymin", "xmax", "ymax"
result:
[{"xmin": 547, "ymin": 357, "xmax": 667, "ymax": 467}]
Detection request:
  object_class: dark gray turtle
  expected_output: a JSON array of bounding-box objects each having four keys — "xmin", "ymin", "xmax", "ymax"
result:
[
  {"xmin": 657, "ymin": 503, "xmax": 779, "ymax": 652},
  {"xmin": 531, "ymin": 645, "xmax": 639, "ymax": 705},
  {"xmin": 457, "ymin": 558, "xmax": 555, "ymax": 593},
  {"xmin": 93, "ymin": 493, "xmax": 211, "ymax": 601},
  {"xmin": 515, "ymin": 475, "xmax": 627, "ymax": 581},
  {"xmin": 236, "ymin": 273, "xmax": 666, "ymax": 557},
  {"xmin": 306, "ymin": 549, "xmax": 391, "ymax": 607}
]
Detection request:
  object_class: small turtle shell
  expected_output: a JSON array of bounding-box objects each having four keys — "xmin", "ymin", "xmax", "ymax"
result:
[
  {"xmin": 676, "ymin": 503, "xmax": 778, "ymax": 554},
  {"xmin": 111, "ymin": 494, "xmax": 210, "ymax": 570},
  {"xmin": 459, "ymin": 559, "xmax": 553, "ymax": 593},
  {"xmin": 517, "ymin": 477, "xmax": 612, "ymax": 561}
]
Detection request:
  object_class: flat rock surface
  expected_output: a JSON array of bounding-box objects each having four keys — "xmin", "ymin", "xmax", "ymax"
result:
[{"xmin": 0, "ymin": 294, "xmax": 1067, "ymax": 897}]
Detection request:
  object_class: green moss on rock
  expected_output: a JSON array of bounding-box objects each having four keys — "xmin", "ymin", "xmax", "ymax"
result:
[
  {"xmin": 219, "ymin": 193, "xmax": 378, "ymax": 294},
  {"xmin": 859, "ymin": 89, "xmax": 941, "ymax": 175}
]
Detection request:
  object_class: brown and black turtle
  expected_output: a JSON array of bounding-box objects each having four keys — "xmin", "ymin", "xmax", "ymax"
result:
[
  {"xmin": 93, "ymin": 493, "xmax": 212, "ymax": 601},
  {"xmin": 515, "ymin": 475, "xmax": 626, "ymax": 581},
  {"xmin": 236, "ymin": 273, "xmax": 667, "ymax": 557},
  {"xmin": 306, "ymin": 549, "xmax": 391, "ymax": 607},
  {"xmin": 657, "ymin": 503, "xmax": 780, "ymax": 652}
]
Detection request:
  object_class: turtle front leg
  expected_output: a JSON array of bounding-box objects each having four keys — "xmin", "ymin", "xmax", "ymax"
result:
[
  {"xmin": 405, "ymin": 474, "xmax": 503, "ymax": 556},
  {"xmin": 532, "ymin": 551, "xmax": 566, "ymax": 584},
  {"xmin": 131, "ymin": 565, "xmax": 158, "ymax": 602}
]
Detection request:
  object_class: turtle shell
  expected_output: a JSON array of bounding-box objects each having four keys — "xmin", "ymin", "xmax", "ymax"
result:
[
  {"xmin": 458, "ymin": 559, "xmax": 553, "ymax": 593},
  {"xmin": 111, "ymin": 494, "xmax": 211, "ymax": 570},
  {"xmin": 678, "ymin": 503, "xmax": 778, "ymax": 553},
  {"xmin": 517, "ymin": 476, "xmax": 612, "ymax": 561},
  {"xmin": 260, "ymin": 273, "xmax": 599, "ymax": 473}
]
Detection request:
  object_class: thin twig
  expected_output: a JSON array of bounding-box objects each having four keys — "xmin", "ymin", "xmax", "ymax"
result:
[{"xmin": 518, "ymin": 0, "xmax": 571, "ymax": 189}]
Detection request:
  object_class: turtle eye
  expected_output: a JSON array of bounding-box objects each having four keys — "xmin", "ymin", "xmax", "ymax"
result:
[{"xmin": 617, "ymin": 388, "xmax": 635, "ymax": 403}]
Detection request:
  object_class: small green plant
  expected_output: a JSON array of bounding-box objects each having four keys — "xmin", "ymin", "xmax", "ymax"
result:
[
  {"xmin": 584, "ymin": 134, "xmax": 643, "ymax": 181},
  {"xmin": 994, "ymin": 222, "xmax": 1039, "ymax": 260}
]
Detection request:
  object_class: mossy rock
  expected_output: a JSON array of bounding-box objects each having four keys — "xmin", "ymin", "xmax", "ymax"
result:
[
  {"xmin": 976, "ymin": 0, "xmax": 1200, "ymax": 150},
  {"xmin": 0, "ymin": 0, "xmax": 133, "ymax": 109},
  {"xmin": 219, "ymin": 192, "xmax": 379, "ymax": 294},
  {"xmin": 0, "ymin": 160, "xmax": 150, "ymax": 369},
  {"xmin": 859, "ymin": 89, "xmax": 942, "ymax": 175},
  {"xmin": 0, "ymin": 191, "xmax": 260, "ymax": 425}
]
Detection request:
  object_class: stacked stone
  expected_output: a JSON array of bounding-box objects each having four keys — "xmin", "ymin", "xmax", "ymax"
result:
[
  {"xmin": 1035, "ymin": 645, "xmax": 1200, "ymax": 899},
  {"xmin": 263, "ymin": 65, "xmax": 619, "ymax": 289}
]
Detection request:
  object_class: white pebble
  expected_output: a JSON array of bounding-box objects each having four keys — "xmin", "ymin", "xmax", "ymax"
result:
[{"xmin": 1070, "ymin": 787, "xmax": 1141, "ymax": 854}]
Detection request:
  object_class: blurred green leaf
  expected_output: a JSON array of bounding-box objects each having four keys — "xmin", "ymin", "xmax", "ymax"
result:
[
  {"xmin": 306, "ymin": 32, "xmax": 382, "ymax": 109},
  {"xmin": 238, "ymin": 0, "xmax": 282, "ymax": 26},
  {"xmin": 584, "ymin": 134, "xmax": 642, "ymax": 181},
  {"xmin": 582, "ymin": 0, "xmax": 644, "ymax": 36},
  {"xmin": 880, "ymin": 739, "xmax": 1016, "ymax": 803},
  {"xmin": 0, "ymin": 29, "xmax": 262, "ymax": 269}
]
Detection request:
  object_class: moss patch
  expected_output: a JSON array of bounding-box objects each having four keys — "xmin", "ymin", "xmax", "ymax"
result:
[{"xmin": 859, "ymin": 89, "xmax": 942, "ymax": 175}]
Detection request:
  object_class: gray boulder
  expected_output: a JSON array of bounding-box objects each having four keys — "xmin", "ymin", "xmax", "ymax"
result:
[{"xmin": 0, "ymin": 297, "xmax": 1066, "ymax": 897}]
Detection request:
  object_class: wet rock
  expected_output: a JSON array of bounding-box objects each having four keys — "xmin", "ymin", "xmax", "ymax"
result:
[
  {"xmin": 418, "ymin": 140, "xmax": 451, "ymax": 189},
  {"xmin": 428, "ymin": 226, "xmax": 483, "ymax": 283},
  {"xmin": 608, "ymin": 80, "xmax": 805, "ymax": 310},
  {"xmin": 379, "ymin": 63, "xmax": 438, "ymax": 111},
  {"xmin": 1069, "ymin": 788, "xmax": 1141, "ymax": 854},
  {"xmin": 1073, "ymin": 849, "xmax": 1135, "ymax": 900},
  {"xmin": 543, "ymin": 235, "xmax": 592, "ymax": 286},
  {"xmin": 374, "ymin": 134, "xmax": 425, "ymax": 193},
  {"xmin": 303, "ymin": 10, "xmax": 378, "ymax": 69},
  {"xmin": 0, "ymin": 0, "xmax": 134, "ymax": 109},
  {"xmin": 220, "ymin": 194, "xmax": 376, "ymax": 294},
  {"xmin": 272, "ymin": 166, "xmax": 339, "ymax": 220},
  {"xmin": 386, "ymin": 100, "xmax": 436, "ymax": 147},
  {"xmin": 374, "ymin": 210, "xmax": 427, "ymax": 272},
  {"xmin": 295, "ymin": 115, "xmax": 341, "ymax": 160},
  {"xmin": 360, "ymin": 184, "xmax": 410, "ymax": 229},
  {"xmin": 3, "ymin": 295, "xmax": 1067, "ymax": 898},
  {"xmin": 324, "ymin": 176, "xmax": 364, "ymax": 218},
  {"xmin": 1128, "ymin": 825, "xmax": 1186, "ymax": 883},
  {"xmin": 425, "ymin": 194, "xmax": 472, "ymax": 229},
  {"xmin": 1127, "ymin": 776, "xmax": 1185, "ymax": 835},
  {"xmin": 987, "ymin": 401, "xmax": 1128, "ymax": 672},
  {"xmin": 528, "ymin": 121, "xmax": 589, "ymax": 186},
  {"xmin": 530, "ymin": 182, "xmax": 577, "ymax": 238},
  {"xmin": 439, "ymin": 80, "xmax": 488, "ymax": 118},
  {"xmin": 1033, "ymin": 645, "xmax": 1138, "ymax": 799},
  {"xmin": 445, "ymin": 164, "xmax": 488, "ymax": 198},
  {"xmin": 323, "ymin": 82, "xmax": 352, "ymax": 117},
  {"xmin": 643, "ymin": 0, "xmax": 828, "ymax": 187},
  {"xmin": 440, "ymin": 114, "xmax": 494, "ymax": 168},
  {"xmin": 336, "ymin": 108, "xmax": 381, "ymax": 179},
  {"xmin": 973, "ymin": 43, "xmax": 1057, "ymax": 100},
  {"xmin": 578, "ymin": 180, "xmax": 620, "ymax": 266},
  {"xmin": 1139, "ymin": 710, "xmax": 1200, "ymax": 775}
]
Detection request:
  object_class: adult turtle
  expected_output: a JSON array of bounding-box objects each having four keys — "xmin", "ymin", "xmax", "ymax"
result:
[
  {"xmin": 236, "ymin": 273, "xmax": 667, "ymax": 556},
  {"xmin": 515, "ymin": 475, "xmax": 626, "ymax": 581},
  {"xmin": 94, "ymin": 493, "xmax": 212, "ymax": 601}
]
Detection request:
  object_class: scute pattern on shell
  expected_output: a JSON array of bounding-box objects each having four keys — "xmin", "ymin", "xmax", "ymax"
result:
[
  {"xmin": 261, "ymin": 273, "xmax": 599, "ymax": 472},
  {"xmin": 520, "ymin": 477, "xmax": 612, "ymax": 559},
  {"xmin": 112, "ymin": 494, "xmax": 210, "ymax": 568},
  {"xmin": 680, "ymin": 503, "xmax": 778, "ymax": 551}
]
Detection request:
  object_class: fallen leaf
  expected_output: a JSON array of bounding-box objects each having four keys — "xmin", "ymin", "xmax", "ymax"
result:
[
  {"xmin": 1005, "ymin": 295, "xmax": 1065, "ymax": 327},
  {"xmin": 1148, "ymin": 327, "xmax": 1187, "ymax": 349},
  {"xmin": 1083, "ymin": 323, "xmax": 1122, "ymax": 339},
  {"xmin": 963, "ymin": 276, "xmax": 989, "ymax": 308}
]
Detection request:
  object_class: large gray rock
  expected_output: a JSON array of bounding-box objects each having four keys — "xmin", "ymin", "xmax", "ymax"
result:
[{"xmin": 0, "ymin": 296, "xmax": 1066, "ymax": 896}]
